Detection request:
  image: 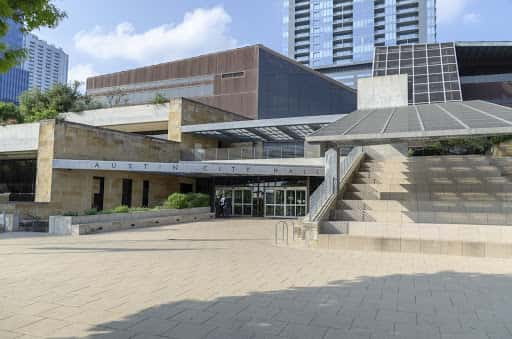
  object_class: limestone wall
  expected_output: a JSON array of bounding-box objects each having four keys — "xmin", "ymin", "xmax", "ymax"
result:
[
  {"xmin": 168, "ymin": 97, "xmax": 248, "ymax": 143},
  {"xmin": 31, "ymin": 120, "xmax": 191, "ymax": 217}
]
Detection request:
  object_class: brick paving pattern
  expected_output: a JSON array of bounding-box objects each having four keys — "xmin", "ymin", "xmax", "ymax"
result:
[{"xmin": 0, "ymin": 219, "xmax": 511, "ymax": 338}]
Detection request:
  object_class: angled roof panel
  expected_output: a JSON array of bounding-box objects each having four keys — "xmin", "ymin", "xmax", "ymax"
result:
[{"xmin": 307, "ymin": 100, "xmax": 512, "ymax": 144}]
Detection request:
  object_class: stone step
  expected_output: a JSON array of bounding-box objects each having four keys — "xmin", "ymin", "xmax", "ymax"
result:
[
  {"xmin": 352, "ymin": 176, "xmax": 510, "ymax": 185},
  {"xmin": 346, "ymin": 183, "xmax": 512, "ymax": 194},
  {"xmin": 359, "ymin": 164, "xmax": 501, "ymax": 173},
  {"xmin": 317, "ymin": 232, "xmax": 512, "ymax": 257},
  {"xmin": 343, "ymin": 191, "xmax": 512, "ymax": 201},
  {"xmin": 332, "ymin": 209, "xmax": 512, "ymax": 225},
  {"xmin": 365, "ymin": 154, "xmax": 491, "ymax": 164},
  {"xmin": 357, "ymin": 168, "xmax": 503, "ymax": 177},
  {"xmin": 337, "ymin": 199, "xmax": 512, "ymax": 213}
]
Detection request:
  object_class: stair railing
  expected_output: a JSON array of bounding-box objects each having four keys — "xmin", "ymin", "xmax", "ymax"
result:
[{"xmin": 307, "ymin": 146, "xmax": 364, "ymax": 222}]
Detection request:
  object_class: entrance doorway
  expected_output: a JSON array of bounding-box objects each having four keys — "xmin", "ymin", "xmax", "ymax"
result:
[
  {"xmin": 216, "ymin": 188, "xmax": 253, "ymax": 217},
  {"xmin": 92, "ymin": 176, "xmax": 104, "ymax": 211},
  {"xmin": 264, "ymin": 188, "xmax": 307, "ymax": 218},
  {"xmin": 215, "ymin": 186, "xmax": 307, "ymax": 218}
]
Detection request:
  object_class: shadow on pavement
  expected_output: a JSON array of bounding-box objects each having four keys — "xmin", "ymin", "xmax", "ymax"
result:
[{"xmin": 49, "ymin": 271, "xmax": 512, "ymax": 339}]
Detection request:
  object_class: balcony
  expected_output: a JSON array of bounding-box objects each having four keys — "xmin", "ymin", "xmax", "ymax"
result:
[{"xmin": 181, "ymin": 145, "xmax": 305, "ymax": 161}]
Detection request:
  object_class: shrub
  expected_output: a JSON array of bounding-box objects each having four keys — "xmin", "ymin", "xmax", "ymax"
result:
[
  {"xmin": 112, "ymin": 205, "xmax": 130, "ymax": 213},
  {"xmin": 84, "ymin": 208, "xmax": 98, "ymax": 215},
  {"xmin": 63, "ymin": 211, "xmax": 78, "ymax": 216},
  {"xmin": 165, "ymin": 193, "xmax": 188, "ymax": 209},
  {"xmin": 129, "ymin": 207, "xmax": 150, "ymax": 212},
  {"xmin": 186, "ymin": 193, "xmax": 210, "ymax": 208}
]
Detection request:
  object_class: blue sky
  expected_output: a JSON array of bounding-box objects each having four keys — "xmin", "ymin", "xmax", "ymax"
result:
[{"xmin": 35, "ymin": 0, "xmax": 512, "ymax": 84}]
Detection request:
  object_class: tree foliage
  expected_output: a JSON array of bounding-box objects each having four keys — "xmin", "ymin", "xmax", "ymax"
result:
[
  {"xmin": 153, "ymin": 93, "xmax": 168, "ymax": 105},
  {"xmin": 19, "ymin": 81, "xmax": 102, "ymax": 122},
  {"xmin": 0, "ymin": 101, "xmax": 22, "ymax": 124},
  {"xmin": 411, "ymin": 136, "xmax": 512, "ymax": 156},
  {"xmin": 0, "ymin": 0, "xmax": 66, "ymax": 72}
]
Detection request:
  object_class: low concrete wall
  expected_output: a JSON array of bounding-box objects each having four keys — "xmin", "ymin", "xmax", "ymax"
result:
[
  {"xmin": 49, "ymin": 207, "xmax": 213, "ymax": 236},
  {"xmin": 357, "ymin": 75, "xmax": 408, "ymax": 110},
  {"xmin": 0, "ymin": 212, "xmax": 19, "ymax": 232},
  {"xmin": 317, "ymin": 234, "xmax": 512, "ymax": 258}
]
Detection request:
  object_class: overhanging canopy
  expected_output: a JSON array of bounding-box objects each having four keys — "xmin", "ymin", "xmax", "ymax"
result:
[
  {"xmin": 181, "ymin": 114, "xmax": 345, "ymax": 142},
  {"xmin": 306, "ymin": 100, "xmax": 512, "ymax": 145}
]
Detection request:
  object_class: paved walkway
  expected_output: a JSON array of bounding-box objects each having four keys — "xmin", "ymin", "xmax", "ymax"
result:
[{"xmin": 0, "ymin": 219, "xmax": 512, "ymax": 339}]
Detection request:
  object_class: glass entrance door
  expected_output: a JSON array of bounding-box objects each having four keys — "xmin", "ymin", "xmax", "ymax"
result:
[
  {"xmin": 264, "ymin": 188, "xmax": 307, "ymax": 218},
  {"xmin": 232, "ymin": 189, "xmax": 252, "ymax": 216}
]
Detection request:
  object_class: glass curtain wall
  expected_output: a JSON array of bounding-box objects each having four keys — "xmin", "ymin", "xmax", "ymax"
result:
[
  {"xmin": 310, "ymin": 0, "xmax": 333, "ymax": 67},
  {"xmin": 353, "ymin": 0, "xmax": 375, "ymax": 62}
]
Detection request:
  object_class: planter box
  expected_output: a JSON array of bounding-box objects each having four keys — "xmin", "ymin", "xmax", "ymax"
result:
[{"xmin": 49, "ymin": 207, "xmax": 213, "ymax": 236}]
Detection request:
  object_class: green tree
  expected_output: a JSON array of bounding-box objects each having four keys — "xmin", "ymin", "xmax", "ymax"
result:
[
  {"xmin": 0, "ymin": 1, "xmax": 66, "ymax": 72},
  {"xmin": 153, "ymin": 93, "xmax": 168, "ymax": 105},
  {"xmin": 0, "ymin": 101, "xmax": 22, "ymax": 124},
  {"xmin": 19, "ymin": 81, "xmax": 102, "ymax": 122}
]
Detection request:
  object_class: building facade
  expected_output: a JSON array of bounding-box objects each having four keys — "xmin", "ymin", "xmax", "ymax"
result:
[
  {"xmin": 22, "ymin": 34, "xmax": 69, "ymax": 92},
  {"xmin": 86, "ymin": 45, "xmax": 356, "ymax": 119},
  {"xmin": 283, "ymin": 0, "xmax": 436, "ymax": 87},
  {"xmin": 371, "ymin": 41, "xmax": 512, "ymax": 107},
  {"xmin": 0, "ymin": 21, "xmax": 29, "ymax": 104}
]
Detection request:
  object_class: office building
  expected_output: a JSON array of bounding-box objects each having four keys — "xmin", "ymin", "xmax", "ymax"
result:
[
  {"xmin": 86, "ymin": 45, "xmax": 356, "ymax": 119},
  {"xmin": 283, "ymin": 0, "xmax": 436, "ymax": 87},
  {"xmin": 22, "ymin": 34, "xmax": 69, "ymax": 92},
  {"xmin": 0, "ymin": 21, "xmax": 29, "ymax": 104}
]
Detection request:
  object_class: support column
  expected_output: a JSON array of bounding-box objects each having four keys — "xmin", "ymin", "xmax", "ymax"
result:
[{"xmin": 324, "ymin": 148, "xmax": 340, "ymax": 195}]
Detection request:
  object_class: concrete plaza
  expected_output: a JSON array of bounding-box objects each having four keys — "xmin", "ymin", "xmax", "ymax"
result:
[{"xmin": 1, "ymin": 219, "xmax": 512, "ymax": 339}]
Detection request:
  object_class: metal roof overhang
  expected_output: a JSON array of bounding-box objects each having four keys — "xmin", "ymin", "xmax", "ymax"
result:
[
  {"xmin": 181, "ymin": 114, "xmax": 346, "ymax": 142},
  {"xmin": 306, "ymin": 100, "xmax": 512, "ymax": 145}
]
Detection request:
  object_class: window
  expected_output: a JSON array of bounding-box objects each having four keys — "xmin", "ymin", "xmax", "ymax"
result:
[
  {"xmin": 180, "ymin": 183, "xmax": 193, "ymax": 194},
  {"xmin": 142, "ymin": 180, "xmax": 149, "ymax": 208},
  {"xmin": 121, "ymin": 179, "xmax": 133, "ymax": 207},
  {"xmin": 92, "ymin": 177, "xmax": 105, "ymax": 211},
  {"xmin": 221, "ymin": 71, "xmax": 245, "ymax": 79}
]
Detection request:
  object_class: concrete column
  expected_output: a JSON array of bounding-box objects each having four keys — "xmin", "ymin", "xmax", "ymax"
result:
[
  {"xmin": 324, "ymin": 148, "xmax": 340, "ymax": 195},
  {"xmin": 304, "ymin": 141, "xmax": 329, "ymax": 158}
]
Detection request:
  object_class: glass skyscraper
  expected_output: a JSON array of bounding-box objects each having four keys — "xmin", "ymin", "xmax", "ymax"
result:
[
  {"xmin": 0, "ymin": 21, "xmax": 29, "ymax": 104},
  {"xmin": 284, "ymin": 0, "xmax": 437, "ymax": 88},
  {"xmin": 22, "ymin": 34, "xmax": 69, "ymax": 92}
]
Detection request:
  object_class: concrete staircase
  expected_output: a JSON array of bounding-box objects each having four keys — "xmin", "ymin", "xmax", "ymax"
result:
[
  {"xmin": 332, "ymin": 155, "xmax": 512, "ymax": 226},
  {"xmin": 318, "ymin": 154, "xmax": 512, "ymax": 257}
]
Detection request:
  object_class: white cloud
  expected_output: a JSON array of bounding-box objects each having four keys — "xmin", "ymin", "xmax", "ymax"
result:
[
  {"xmin": 463, "ymin": 12, "xmax": 480, "ymax": 24},
  {"xmin": 68, "ymin": 64, "xmax": 97, "ymax": 84},
  {"xmin": 437, "ymin": 0, "xmax": 469, "ymax": 23},
  {"xmin": 73, "ymin": 6, "xmax": 238, "ymax": 64}
]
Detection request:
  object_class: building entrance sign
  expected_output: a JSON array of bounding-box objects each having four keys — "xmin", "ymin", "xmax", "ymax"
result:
[{"xmin": 52, "ymin": 159, "xmax": 324, "ymax": 177}]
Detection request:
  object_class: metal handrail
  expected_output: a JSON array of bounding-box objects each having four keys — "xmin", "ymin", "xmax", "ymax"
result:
[
  {"xmin": 307, "ymin": 146, "xmax": 363, "ymax": 222},
  {"xmin": 275, "ymin": 220, "xmax": 296, "ymax": 245}
]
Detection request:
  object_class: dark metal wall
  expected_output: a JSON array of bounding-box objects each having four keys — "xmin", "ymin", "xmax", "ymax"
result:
[
  {"xmin": 462, "ymin": 82, "xmax": 512, "ymax": 108},
  {"xmin": 0, "ymin": 159, "xmax": 37, "ymax": 201},
  {"xmin": 258, "ymin": 48, "xmax": 357, "ymax": 119}
]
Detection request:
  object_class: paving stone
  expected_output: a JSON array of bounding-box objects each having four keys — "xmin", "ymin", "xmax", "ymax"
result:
[
  {"xmin": 17, "ymin": 318, "xmax": 69, "ymax": 337},
  {"xmin": 278, "ymin": 323, "xmax": 329, "ymax": 339},
  {"xmin": 0, "ymin": 315, "xmax": 43, "ymax": 332},
  {"xmin": 162, "ymin": 322, "xmax": 216, "ymax": 339},
  {"xmin": 127, "ymin": 317, "xmax": 179, "ymax": 336},
  {"xmin": 0, "ymin": 219, "xmax": 511, "ymax": 339}
]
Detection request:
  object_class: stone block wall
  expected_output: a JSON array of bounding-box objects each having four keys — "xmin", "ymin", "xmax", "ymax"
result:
[{"xmin": 31, "ymin": 120, "xmax": 192, "ymax": 217}]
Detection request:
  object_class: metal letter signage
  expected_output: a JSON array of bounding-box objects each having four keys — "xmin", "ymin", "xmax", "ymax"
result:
[{"xmin": 52, "ymin": 159, "xmax": 325, "ymax": 177}]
